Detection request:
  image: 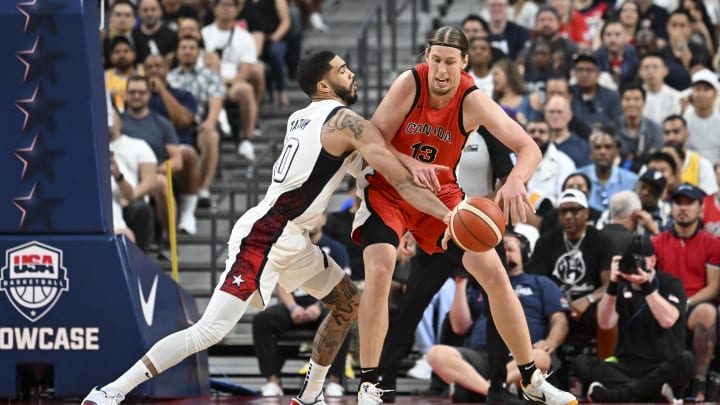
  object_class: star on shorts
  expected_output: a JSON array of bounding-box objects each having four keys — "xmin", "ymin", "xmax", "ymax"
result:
[{"xmin": 232, "ymin": 275, "xmax": 244, "ymax": 286}]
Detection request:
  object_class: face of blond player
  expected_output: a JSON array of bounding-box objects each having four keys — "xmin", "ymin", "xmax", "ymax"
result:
[{"xmin": 424, "ymin": 45, "xmax": 468, "ymax": 97}]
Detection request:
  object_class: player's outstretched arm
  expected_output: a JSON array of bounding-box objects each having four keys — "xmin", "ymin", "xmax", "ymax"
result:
[
  {"xmin": 323, "ymin": 108, "xmax": 451, "ymax": 222},
  {"xmin": 464, "ymin": 91, "xmax": 541, "ymax": 224}
]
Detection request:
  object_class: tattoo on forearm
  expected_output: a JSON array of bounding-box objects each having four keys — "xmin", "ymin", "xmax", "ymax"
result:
[{"xmin": 324, "ymin": 110, "xmax": 364, "ymax": 140}]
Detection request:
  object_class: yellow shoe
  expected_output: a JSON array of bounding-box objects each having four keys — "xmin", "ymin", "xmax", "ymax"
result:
[{"xmin": 345, "ymin": 353, "xmax": 355, "ymax": 379}]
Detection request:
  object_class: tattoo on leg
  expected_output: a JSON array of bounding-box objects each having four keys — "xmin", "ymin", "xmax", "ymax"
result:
[{"xmin": 311, "ymin": 277, "xmax": 360, "ymax": 364}]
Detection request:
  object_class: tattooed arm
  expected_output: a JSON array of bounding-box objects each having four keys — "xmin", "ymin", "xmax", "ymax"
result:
[{"xmin": 321, "ymin": 108, "xmax": 451, "ymax": 222}]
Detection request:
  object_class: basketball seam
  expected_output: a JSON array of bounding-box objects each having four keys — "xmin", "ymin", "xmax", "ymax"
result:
[
  {"xmin": 450, "ymin": 207, "xmax": 473, "ymax": 252},
  {"xmin": 460, "ymin": 202, "xmax": 502, "ymax": 243},
  {"xmin": 458, "ymin": 213, "xmax": 493, "ymax": 249}
]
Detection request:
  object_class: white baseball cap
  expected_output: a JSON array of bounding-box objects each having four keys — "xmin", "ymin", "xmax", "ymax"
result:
[
  {"xmin": 558, "ymin": 189, "xmax": 588, "ymax": 208},
  {"xmin": 691, "ymin": 69, "xmax": 719, "ymax": 91}
]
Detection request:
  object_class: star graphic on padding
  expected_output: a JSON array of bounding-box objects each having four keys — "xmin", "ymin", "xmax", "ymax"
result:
[
  {"xmin": 12, "ymin": 182, "xmax": 63, "ymax": 230},
  {"xmin": 15, "ymin": 134, "xmax": 64, "ymax": 181},
  {"xmin": 232, "ymin": 275, "xmax": 245, "ymax": 286},
  {"xmin": 16, "ymin": 36, "xmax": 65, "ymax": 84},
  {"xmin": 15, "ymin": 85, "xmax": 65, "ymax": 133},
  {"xmin": 16, "ymin": 0, "xmax": 65, "ymax": 35}
]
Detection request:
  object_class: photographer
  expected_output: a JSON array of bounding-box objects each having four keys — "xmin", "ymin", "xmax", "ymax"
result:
[{"xmin": 572, "ymin": 235, "xmax": 694, "ymax": 403}]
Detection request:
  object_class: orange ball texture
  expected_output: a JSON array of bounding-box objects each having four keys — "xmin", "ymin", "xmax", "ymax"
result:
[{"xmin": 450, "ymin": 197, "xmax": 506, "ymax": 252}]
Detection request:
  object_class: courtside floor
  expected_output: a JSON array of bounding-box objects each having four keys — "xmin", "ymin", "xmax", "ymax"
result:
[{"xmin": 3, "ymin": 396, "xmax": 688, "ymax": 405}]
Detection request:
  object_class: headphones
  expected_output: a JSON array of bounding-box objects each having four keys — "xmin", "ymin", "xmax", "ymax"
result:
[{"xmin": 506, "ymin": 230, "xmax": 531, "ymax": 266}]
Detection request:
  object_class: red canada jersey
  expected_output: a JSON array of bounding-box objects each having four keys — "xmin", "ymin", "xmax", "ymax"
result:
[{"xmin": 369, "ymin": 63, "xmax": 476, "ymax": 197}]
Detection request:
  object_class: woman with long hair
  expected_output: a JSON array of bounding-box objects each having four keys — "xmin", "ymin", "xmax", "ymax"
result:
[
  {"xmin": 618, "ymin": 1, "xmax": 641, "ymax": 44},
  {"xmin": 492, "ymin": 58, "xmax": 532, "ymax": 125},
  {"xmin": 680, "ymin": 0, "xmax": 717, "ymax": 56}
]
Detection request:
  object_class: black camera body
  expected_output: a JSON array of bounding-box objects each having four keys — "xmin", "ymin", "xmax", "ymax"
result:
[{"xmin": 619, "ymin": 253, "xmax": 647, "ymax": 275}]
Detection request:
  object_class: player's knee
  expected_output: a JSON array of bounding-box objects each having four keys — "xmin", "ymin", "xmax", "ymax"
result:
[
  {"xmin": 188, "ymin": 315, "xmax": 236, "ymax": 350},
  {"xmin": 322, "ymin": 276, "xmax": 360, "ymax": 321}
]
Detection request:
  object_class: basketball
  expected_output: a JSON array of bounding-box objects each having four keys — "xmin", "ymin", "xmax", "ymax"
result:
[{"xmin": 450, "ymin": 197, "xmax": 506, "ymax": 252}]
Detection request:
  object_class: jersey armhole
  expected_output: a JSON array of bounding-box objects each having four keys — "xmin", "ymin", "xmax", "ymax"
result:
[
  {"xmin": 404, "ymin": 68, "xmax": 422, "ymax": 120},
  {"xmin": 323, "ymin": 105, "xmax": 349, "ymax": 124},
  {"xmin": 321, "ymin": 105, "xmax": 353, "ymax": 160},
  {"xmin": 458, "ymin": 85, "xmax": 479, "ymax": 137}
]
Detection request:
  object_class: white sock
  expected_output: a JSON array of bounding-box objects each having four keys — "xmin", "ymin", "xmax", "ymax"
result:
[
  {"xmin": 180, "ymin": 194, "xmax": 198, "ymax": 215},
  {"xmin": 103, "ymin": 360, "xmax": 152, "ymax": 395},
  {"xmin": 298, "ymin": 360, "xmax": 330, "ymax": 402},
  {"xmin": 104, "ymin": 292, "xmax": 247, "ymax": 396}
]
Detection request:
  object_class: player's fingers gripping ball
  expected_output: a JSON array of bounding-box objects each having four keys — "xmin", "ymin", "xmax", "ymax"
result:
[{"xmin": 449, "ymin": 197, "xmax": 506, "ymax": 252}]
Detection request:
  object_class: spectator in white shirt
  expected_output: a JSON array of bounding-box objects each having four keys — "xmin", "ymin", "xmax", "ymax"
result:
[
  {"xmin": 201, "ymin": 0, "xmax": 259, "ymax": 161},
  {"xmin": 684, "ymin": 69, "xmax": 720, "ymax": 164},
  {"xmin": 526, "ymin": 119, "xmax": 577, "ymax": 209},
  {"xmin": 638, "ymin": 52, "xmax": 682, "ymax": 126}
]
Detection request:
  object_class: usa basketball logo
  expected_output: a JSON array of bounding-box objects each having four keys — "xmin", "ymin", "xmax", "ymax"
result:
[{"xmin": 0, "ymin": 241, "xmax": 69, "ymax": 322}]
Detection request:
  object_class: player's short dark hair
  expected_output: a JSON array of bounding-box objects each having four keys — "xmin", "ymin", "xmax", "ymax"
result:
[{"xmin": 297, "ymin": 50, "xmax": 337, "ymax": 97}]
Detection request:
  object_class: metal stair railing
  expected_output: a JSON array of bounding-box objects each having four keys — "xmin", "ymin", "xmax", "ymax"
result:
[{"xmin": 353, "ymin": 0, "xmax": 431, "ymax": 117}]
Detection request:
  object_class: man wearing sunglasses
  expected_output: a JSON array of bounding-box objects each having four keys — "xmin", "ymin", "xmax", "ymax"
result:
[{"xmin": 528, "ymin": 189, "xmax": 613, "ymax": 354}]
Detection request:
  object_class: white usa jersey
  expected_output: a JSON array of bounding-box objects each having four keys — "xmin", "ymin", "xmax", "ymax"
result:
[
  {"xmin": 219, "ymin": 100, "xmax": 359, "ymax": 307},
  {"xmin": 258, "ymin": 99, "xmax": 360, "ymax": 229}
]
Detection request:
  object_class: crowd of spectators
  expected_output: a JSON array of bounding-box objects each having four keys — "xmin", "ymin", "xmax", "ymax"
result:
[
  {"xmin": 399, "ymin": 1, "xmax": 720, "ymax": 401},
  {"xmin": 101, "ymin": 0, "xmax": 325, "ymax": 256},
  {"xmin": 99, "ymin": 0, "xmax": 720, "ymax": 401}
]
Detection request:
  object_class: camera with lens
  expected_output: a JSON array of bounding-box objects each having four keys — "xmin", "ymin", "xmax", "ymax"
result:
[{"xmin": 618, "ymin": 253, "xmax": 647, "ymax": 275}]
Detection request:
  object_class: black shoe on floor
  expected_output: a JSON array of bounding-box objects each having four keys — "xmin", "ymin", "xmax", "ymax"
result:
[{"xmin": 487, "ymin": 385, "xmax": 531, "ymax": 404}]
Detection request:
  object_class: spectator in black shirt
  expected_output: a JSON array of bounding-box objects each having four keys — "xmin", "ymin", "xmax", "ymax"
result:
[{"xmin": 576, "ymin": 236, "xmax": 694, "ymax": 403}]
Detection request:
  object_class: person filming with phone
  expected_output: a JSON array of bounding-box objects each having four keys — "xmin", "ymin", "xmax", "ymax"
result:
[{"xmin": 571, "ymin": 235, "xmax": 695, "ymax": 403}]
